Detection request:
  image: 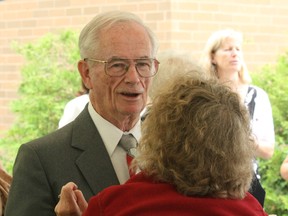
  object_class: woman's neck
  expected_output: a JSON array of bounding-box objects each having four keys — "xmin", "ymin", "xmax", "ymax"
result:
[
  {"xmin": 218, "ymin": 68, "xmax": 239, "ymax": 83},
  {"xmin": 218, "ymin": 69, "xmax": 248, "ymax": 101}
]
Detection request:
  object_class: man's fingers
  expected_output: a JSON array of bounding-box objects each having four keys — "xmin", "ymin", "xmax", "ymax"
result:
[
  {"xmin": 74, "ymin": 190, "xmax": 88, "ymax": 212},
  {"xmin": 59, "ymin": 182, "xmax": 78, "ymax": 201},
  {"xmin": 54, "ymin": 182, "xmax": 81, "ymax": 216}
]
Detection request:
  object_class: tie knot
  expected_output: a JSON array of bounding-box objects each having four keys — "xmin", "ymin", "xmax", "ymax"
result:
[{"xmin": 118, "ymin": 134, "xmax": 138, "ymax": 157}]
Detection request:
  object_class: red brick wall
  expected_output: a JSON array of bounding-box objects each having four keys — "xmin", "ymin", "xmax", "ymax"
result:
[{"xmin": 1, "ymin": 0, "xmax": 288, "ymax": 136}]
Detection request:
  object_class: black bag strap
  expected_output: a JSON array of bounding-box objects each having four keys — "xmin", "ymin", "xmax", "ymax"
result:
[
  {"xmin": 245, "ymin": 86, "xmax": 257, "ymax": 119},
  {"xmin": 245, "ymin": 87, "xmax": 265, "ymax": 207}
]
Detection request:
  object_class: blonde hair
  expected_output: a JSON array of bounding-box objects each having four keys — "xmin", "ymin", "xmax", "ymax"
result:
[
  {"xmin": 201, "ymin": 29, "xmax": 251, "ymax": 84},
  {"xmin": 79, "ymin": 11, "xmax": 158, "ymax": 59},
  {"xmin": 135, "ymin": 72, "xmax": 255, "ymax": 199},
  {"xmin": 149, "ymin": 51, "xmax": 202, "ymax": 100}
]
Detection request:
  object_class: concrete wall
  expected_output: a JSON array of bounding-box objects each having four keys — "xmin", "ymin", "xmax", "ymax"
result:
[{"xmin": 1, "ymin": 0, "xmax": 288, "ymax": 136}]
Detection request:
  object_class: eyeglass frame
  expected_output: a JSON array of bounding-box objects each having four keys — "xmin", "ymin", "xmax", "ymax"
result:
[{"xmin": 84, "ymin": 57, "xmax": 160, "ymax": 78}]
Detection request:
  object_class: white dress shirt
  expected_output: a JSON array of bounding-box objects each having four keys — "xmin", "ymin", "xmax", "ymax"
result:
[{"xmin": 88, "ymin": 103, "xmax": 141, "ymax": 184}]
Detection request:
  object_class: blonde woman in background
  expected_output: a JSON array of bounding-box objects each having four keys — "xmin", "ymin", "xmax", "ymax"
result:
[
  {"xmin": 201, "ymin": 29, "xmax": 275, "ymax": 161},
  {"xmin": 201, "ymin": 29, "xmax": 275, "ymax": 207}
]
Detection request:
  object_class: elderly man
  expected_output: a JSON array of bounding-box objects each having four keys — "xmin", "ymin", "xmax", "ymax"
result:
[{"xmin": 5, "ymin": 11, "xmax": 159, "ymax": 216}]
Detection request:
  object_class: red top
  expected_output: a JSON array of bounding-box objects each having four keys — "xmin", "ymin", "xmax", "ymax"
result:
[{"xmin": 83, "ymin": 173, "xmax": 268, "ymax": 216}]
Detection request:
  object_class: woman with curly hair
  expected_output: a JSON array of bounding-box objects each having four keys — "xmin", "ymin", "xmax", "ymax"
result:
[{"xmin": 55, "ymin": 66, "xmax": 267, "ymax": 215}]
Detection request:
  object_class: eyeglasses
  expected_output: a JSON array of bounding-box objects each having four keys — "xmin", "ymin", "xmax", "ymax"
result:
[{"xmin": 84, "ymin": 57, "xmax": 160, "ymax": 78}]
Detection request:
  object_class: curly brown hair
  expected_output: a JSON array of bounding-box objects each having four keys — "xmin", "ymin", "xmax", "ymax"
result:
[{"xmin": 135, "ymin": 72, "xmax": 256, "ymax": 199}]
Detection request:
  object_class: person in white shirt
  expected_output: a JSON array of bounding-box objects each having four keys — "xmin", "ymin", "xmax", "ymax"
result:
[{"xmin": 58, "ymin": 94, "xmax": 89, "ymax": 128}]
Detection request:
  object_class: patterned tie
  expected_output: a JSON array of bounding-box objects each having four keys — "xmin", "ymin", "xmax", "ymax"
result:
[{"xmin": 118, "ymin": 133, "xmax": 138, "ymax": 177}]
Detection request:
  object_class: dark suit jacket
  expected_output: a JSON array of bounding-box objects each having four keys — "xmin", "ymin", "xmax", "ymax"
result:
[{"xmin": 5, "ymin": 106, "xmax": 119, "ymax": 216}]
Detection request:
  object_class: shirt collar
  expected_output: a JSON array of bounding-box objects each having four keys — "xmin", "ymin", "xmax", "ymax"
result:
[{"xmin": 88, "ymin": 103, "xmax": 141, "ymax": 156}]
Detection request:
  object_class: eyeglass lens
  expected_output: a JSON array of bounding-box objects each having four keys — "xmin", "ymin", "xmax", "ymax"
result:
[{"xmin": 105, "ymin": 58, "xmax": 156, "ymax": 77}]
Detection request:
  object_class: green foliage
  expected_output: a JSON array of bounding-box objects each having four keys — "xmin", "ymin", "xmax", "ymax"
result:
[
  {"xmin": 252, "ymin": 51, "xmax": 288, "ymax": 214},
  {"xmin": 0, "ymin": 30, "xmax": 81, "ymax": 173},
  {"xmin": 259, "ymin": 146, "xmax": 288, "ymax": 215}
]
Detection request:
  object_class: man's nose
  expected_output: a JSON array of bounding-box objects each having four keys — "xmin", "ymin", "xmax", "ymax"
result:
[{"xmin": 125, "ymin": 64, "xmax": 140, "ymax": 83}]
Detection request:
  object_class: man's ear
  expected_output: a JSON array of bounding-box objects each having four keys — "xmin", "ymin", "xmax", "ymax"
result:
[{"xmin": 78, "ymin": 60, "xmax": 92, "ymax": 89}]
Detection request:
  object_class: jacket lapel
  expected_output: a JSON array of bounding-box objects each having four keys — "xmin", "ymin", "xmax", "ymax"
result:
[{"xmin": 71, "ymin": 106, "xmax": 120, "ymax": 195}]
